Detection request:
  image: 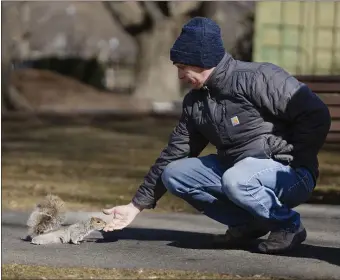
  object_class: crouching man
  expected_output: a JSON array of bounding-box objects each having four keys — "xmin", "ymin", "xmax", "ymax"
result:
[{"xmin": 102, "ymin": 17, "xmax": 331, "ymax": 254}]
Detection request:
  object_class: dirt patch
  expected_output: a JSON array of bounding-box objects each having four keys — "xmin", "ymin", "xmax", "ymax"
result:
[{"xmin": 9, "ymin": 69, "xmax": 151, "ymax": 113}]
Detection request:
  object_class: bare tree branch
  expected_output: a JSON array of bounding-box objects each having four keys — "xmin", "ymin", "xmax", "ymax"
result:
[
  {"xmin": 202, "ymin": 1, "xmax": 219, "ymax": 18},
  {"xmin": 102, "ymin": 1, "xmax": 152, "ymax": 36},
  {"xmin": 141, "ymin": 1, "xmax": 165, "ymax": 22},
  {"xmin": 156, "ymin": 2, "xmax": 171, "ymax": 17},
  {"xmin": 102, "ymin": 2, "xmax": 126, "ymax": 30},
  {"xmin": 168, "ymin": 1, "xmax": 201, "ymax": 17},
  {"xmin": 104, "ymin": 1, "xmax": 145, "ymax": 26}
]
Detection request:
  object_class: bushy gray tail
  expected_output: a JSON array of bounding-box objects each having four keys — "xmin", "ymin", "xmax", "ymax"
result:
[{"xmin": 26, "ymin": 194, "xmax": 66, "ymax": 238}]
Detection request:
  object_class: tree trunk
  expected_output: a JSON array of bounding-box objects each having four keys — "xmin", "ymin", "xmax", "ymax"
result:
[
  {"xmin": 1, "ymin": 57, "xmax": 12, "ymax": 112},
  {"xmin": 1, "ymin": 6, "xmax": 13, "ymax": 112},
  {"xmin": 133, "ymin": 19, "xmax": 181, "ymax": 103}
]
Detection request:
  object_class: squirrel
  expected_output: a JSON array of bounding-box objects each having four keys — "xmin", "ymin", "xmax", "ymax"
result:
[
  {"xmin": 26, "ymin": 194, "xmax": 66, "ymax": 239},
  {"xmin": 31, "ymin": 217, "xmax": 107, "ymax": 245}
]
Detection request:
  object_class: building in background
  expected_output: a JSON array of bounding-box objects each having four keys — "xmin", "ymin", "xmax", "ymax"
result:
[{"xmin": 253, "ymin": 1, "xmax": 340, "ymax": 75}]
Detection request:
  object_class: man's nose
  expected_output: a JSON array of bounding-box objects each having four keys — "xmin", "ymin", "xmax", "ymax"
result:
[{"xmin": 178, "ymin": 69, "xmax": 184, "ymax": 79}]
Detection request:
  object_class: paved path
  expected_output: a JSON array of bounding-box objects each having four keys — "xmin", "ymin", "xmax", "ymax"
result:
[{"xmin": 2, "ymin": 204, "xmax": 340, "ymax": 279}]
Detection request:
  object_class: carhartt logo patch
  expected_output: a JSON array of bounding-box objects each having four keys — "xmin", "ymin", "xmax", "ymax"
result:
[{"xmin": 231, "ymin": 116, "xmax": 240, "ymax": 126}]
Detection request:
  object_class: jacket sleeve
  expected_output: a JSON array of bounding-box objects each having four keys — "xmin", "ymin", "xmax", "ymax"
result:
[
  {"xmin": 131, "ymin": 93, "xmax": 209, "ymax": 209},
  {"xmin": 249, "ymin": 63, "xmax": 331, "ymax": 166}
]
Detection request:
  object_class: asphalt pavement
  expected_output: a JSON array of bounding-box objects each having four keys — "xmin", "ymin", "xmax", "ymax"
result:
[{"xmin": 2, "ymin": 204, "xmax": 340, "ymax": 279}]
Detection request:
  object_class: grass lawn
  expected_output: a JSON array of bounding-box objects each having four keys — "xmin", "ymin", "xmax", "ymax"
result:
[
  {"xmin": 1, "ymin": 264, "xmax": 283, "ymax": 280},
  {"xmin": 2, "ymin": 116, "xmax": 340, "ymax": 212}
]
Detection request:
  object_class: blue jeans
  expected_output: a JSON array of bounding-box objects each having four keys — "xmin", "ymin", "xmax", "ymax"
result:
[{"xmin": 161, "ymin": 155, "xmax": 315, "ymax": 230}]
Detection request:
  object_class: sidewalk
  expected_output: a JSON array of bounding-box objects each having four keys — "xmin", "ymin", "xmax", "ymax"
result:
[{"xmin": 2, "ymin": 204, "xmax": 340, "ymax": 279}]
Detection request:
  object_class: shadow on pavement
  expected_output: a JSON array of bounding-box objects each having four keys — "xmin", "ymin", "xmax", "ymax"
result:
[
  {"xmin": 98, "ymin": 227, "xmax": 340, "ymax": 268},
  {"xmin": 99, "ymin": 227, "xmax": 217, "ymax": 245},
  {"xmin": 274, "ymin": 244, "xmax": 340, "ymax": 267}
]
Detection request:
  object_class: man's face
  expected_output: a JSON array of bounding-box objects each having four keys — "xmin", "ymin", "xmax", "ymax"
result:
[{"xmin": 175, "ymin": 64, "xmax": 205, "ymax": 89}]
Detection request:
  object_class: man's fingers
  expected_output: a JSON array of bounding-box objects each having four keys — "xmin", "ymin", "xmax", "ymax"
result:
[
  {"xmin": 103, "ymin": 220, "xmax": 127, "ymax": 231},
  {"xmin": 102, "ymin": 208, "xmax": 115, "ymax": 215},
  {"xmin": 113, "ymin": 223, "xmax": 127, "ymax": 230},
  {"xmin": 103, "ymin": 223, "xmax": 117, "ymax": 231},
  {"xmin": 103, "ymin": 226, "xmax": 115, "ymax": 232},
  {"xmin": 104, "ymin": 219, "xmax": 123, "ymax": 230}
]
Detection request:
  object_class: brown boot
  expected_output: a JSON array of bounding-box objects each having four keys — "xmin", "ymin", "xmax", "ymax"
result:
[{"xmin": 258, "ymin": 222, "xmax": 307, "ymax": 254}]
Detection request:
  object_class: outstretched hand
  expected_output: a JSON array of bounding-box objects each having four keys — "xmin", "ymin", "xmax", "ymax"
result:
[{"xmin": 102, "ymin": 202, "xmax": 141, "ymax": 231}]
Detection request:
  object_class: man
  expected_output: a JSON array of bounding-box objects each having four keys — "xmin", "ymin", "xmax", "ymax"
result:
[{"xmin": 102, "ymin": 17, "xmax": 331, "ymax": 254}]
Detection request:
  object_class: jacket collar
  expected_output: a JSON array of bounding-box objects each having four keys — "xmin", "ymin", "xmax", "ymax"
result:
[{"xmin": 202, "ymin": 52, "xmax": 235, "ymax": 97}]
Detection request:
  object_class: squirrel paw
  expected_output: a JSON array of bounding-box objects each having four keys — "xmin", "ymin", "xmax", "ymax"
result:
[
  {"xmin": 31, "ymin": 239, "xmax": 44, "ymax": 245},
  {"xmin": 71, "ymin": 239, "xmax": 86, "ymax": 245}
]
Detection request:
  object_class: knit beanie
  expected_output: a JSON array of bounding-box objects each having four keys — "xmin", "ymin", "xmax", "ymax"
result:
[{"xmin": 170, "ymin": 17, "xmax": 225, "ymax": 69}]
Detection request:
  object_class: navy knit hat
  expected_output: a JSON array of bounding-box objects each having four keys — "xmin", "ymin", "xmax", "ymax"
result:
[{"xmin": 170, "ymin": 17, "xmax": 225, "ymax": 69}]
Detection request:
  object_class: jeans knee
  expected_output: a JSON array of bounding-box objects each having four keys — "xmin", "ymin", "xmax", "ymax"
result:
[
  {"xmin": 221, "ymin": 169, "xmax": 246, "ymax": 204},
  {"xmin": 161, "ymin": 159, "xmax": 187, "ymax": 195}
]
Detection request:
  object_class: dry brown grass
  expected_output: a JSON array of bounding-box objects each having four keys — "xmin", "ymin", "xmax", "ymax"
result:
[
  {"xmin": 2, "ymin": 117, "xmax": 340, "ymax": 212},
  {"xmin": 1, "ymin": 117, "xmax": 200, "ymax": 212},
  {"xmin": 1, "ymin": 264, "xmax": 281, "ymax": 279}
]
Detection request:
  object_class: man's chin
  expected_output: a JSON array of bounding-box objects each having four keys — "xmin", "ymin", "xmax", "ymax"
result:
[{"xmin": 190, "ymin": 83, "xmax": 201, "ymax": 90}]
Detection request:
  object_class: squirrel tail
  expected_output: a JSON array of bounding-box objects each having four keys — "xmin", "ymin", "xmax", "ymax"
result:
[{"xmin": 26, "ymin": 194, "xmax": 67, "ymax": 237}]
